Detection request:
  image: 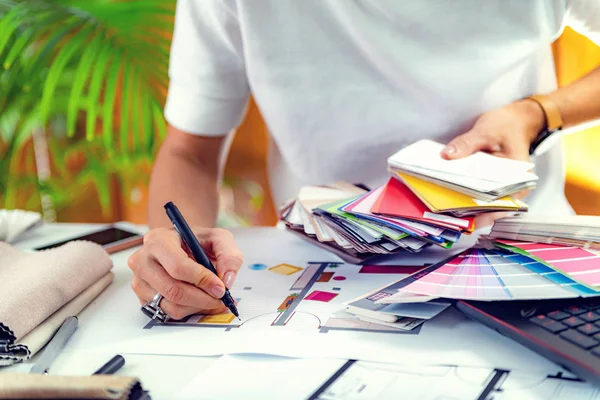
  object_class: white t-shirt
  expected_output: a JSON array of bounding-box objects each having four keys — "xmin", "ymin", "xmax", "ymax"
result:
[{"xmin": 164, "ymin": 0, "xmax": 600, "ymax": 214}]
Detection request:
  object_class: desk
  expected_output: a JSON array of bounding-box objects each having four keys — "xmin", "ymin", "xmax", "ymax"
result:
[{"xmin": 2, "ymin": 223, "xmax": 564, "ymax": 399}]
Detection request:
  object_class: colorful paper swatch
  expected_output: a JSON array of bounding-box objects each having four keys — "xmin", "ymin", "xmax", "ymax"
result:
[
  {"xmin": 397, "ymin": 172, "xmax": 527, "ymax": 216},
  {"xmin": 395, "ymin": 242, "xmax": 600, "ymax": 301},
  {"xmin": 305, "ymin": 290, "xmax": 339, "ymax": 303},
  {"xmin": 371, "ymin": 178, "xmax": 474, "ymax": 231},
  {"xmin": 199, "ymin": 313, "xmax": 236, "ymax": 324},
  {"xmin": 317, "ymin": 272, "xmax": 334, "ymax": 282},
  {"xmin": 496, "ymin": 240, "xmax": 600, "ymax": 287},
  {"xmin": 269, "ymin": 263, "xmax": 303, "ymax": 275}
]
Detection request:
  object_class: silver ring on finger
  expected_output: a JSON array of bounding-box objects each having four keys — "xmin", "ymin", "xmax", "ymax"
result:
[{"xmin": 141, "ymin": 293, "xmax": 168, "ymax": 323}]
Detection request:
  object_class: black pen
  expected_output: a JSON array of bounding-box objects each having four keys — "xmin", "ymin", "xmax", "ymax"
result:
[
  {"xmin": 164, "ymin": 202, "xmax": 240, "ymax": 320},
  {"xmin": 93, "ymin": 354, "xmax": 125, "ymax": 375}
]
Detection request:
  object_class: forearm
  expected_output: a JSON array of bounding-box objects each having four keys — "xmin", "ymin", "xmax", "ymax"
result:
[
  {"xmin": 148, "ymin": 130, "xmax": 223, "ymax": 229},
  {"xmin": 547, "ymin": 65, "xmax": 600, "ymax": 128}
]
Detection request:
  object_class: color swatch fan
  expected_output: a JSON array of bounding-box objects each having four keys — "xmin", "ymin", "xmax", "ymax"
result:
[
  {"xmin": 383, "ymin": 240, "xmax": 600, "ymax": 302},
  {"xmin": 0, "ymin": 209, "xmax": 43, "ymax": 243}
]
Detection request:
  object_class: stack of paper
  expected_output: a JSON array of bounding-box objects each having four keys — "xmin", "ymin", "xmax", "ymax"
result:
[
  {"xmin": 280, "ymin": 178, "xmax": 474, "ymax": 264},
  {"xmin": 387, "ymin": 140, "xmax": 538, "ymax": 201},
  {"xmin": 488, "ymin": 215, "xmax": 600, "ymax": 250},
  {"xmin": 378, "ymin": 239, "xmax": 600, "ymax": 303},
  {"xmin": 344, "ymin": 286, "xmax": 450, "ymax": 330}
]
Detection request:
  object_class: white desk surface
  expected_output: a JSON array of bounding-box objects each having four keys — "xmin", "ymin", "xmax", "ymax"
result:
[{"xmin": 1, "ymin": 222, "xmax": 562, "ymax": 400}]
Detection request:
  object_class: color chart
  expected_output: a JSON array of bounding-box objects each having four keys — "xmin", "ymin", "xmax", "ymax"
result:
[{"xmin": 395, "ymin": 240, "xmax": 600, "ymax": 301}]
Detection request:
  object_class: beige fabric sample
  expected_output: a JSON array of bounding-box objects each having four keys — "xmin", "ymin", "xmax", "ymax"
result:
[
  {"xmin": 0, "ymin": 373, "xmax": 142, "ymax": 399},
  {"xmin": 0, "ymin": 241, "xmax": 113, "ymax": 340},
  {"xmin": 20, "ymin": 272, "xmax": 115, "ymax": 357}
]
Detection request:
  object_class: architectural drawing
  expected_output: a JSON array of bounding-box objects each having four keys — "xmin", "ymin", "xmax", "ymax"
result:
[
  {"xmin": 310, "ymin": 361, "xmax": 600, "ymax": 400},
  {"xmin": 144, "ymin": 261, "xmax": 422, "ymax": 335}
]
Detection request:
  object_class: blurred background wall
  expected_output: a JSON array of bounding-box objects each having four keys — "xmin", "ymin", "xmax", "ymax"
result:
[
  {"xmin": 0, "ymin": 2, "xmax": 598, "ymax": 227},
  {"xmin": 553, "ymin": 28, "xmax": 600, "ymax": 215}
]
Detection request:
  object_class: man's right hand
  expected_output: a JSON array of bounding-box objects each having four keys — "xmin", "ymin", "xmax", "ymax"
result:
[{"xmin": 128, "ymin": 227, "xmax": 244, "ymax": 320}]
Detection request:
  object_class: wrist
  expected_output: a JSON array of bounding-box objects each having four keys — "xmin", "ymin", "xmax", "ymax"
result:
[{"xmin": 517, "ymin": 99, "xmax": 547, "ymax": 144}]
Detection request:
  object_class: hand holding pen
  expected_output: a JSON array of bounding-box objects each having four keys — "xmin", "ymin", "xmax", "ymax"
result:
[
  {"xmin": 164, "ymin": 202, "xmax": 240, "ymax": 319},
  {"xmin": 128, "ymin": 205, "xmax": 244, "ymax": 321}
]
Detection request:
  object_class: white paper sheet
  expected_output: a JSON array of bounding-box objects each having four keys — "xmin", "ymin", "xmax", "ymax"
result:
[
  {"xmin": 315, "ymin": 361, "xmax": 599, "ymax": 400},
  {"xmin": 387, "ymin": 139, "xmax": 537, "ymax": 186},
  {"xmin": 178, "ymin": 356, "xmax": 595, "ymax": 400},
  {"xmin": 178, "ymin": 355, "xmax": 345, "ymax": 400}
]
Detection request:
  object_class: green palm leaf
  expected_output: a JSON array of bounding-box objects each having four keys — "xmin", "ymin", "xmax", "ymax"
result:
[
  {"xmin": 0, "ymin": 0, "xmax": 175, "ymax": 215},
  {"xmin": 102, "ymin": 51, "xmax": 121, "ymax": 150},
  {"xmin": 86, "ymin": 44, "xmax": 111, "ymax": 139},
  {"xmin": 67, "ymin": 32, "xmax": 102, "ymax": 136},
  {"xmin": 1, "ymin": 0, "xmax": 174, "ymax": 153}
]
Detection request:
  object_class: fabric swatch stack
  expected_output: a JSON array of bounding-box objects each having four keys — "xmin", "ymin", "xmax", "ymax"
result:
[
  {"xmin": 0, "ymin": 241, "xmax": 114, "ymax": 365},
  {"xmin": 280, "ymin": 140, "xmax": 536, "ymax": 264}
]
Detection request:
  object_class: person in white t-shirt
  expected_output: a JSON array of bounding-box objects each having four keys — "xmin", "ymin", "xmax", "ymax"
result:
[{"xmin": 128, "ymin": 1, "xmax": 600, "ymax": 320}]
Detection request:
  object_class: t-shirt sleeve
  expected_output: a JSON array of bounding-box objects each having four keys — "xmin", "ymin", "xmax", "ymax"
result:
[
  {"xmin": 565, "ymin": 0, "xmax": 600, "ymax": 45},
  {"xmin": 164, "ymin": 0, "xmax": 250, "ymax": 135}
]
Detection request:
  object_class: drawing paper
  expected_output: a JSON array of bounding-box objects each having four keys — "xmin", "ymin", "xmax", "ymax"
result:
[
  {"xmin": 314, "ymin": 361, "xmax": 595, "ymax": 400},
  {"xmin": 53, "ymin": 227, "xmax": 556, "ymax": 371},
  {"xmin": 178, "ymin": 355, "xmax": 345, "ymax": 400}
]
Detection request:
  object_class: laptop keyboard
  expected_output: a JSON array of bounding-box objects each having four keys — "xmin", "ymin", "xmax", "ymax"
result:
[{"xmin": 530, "ymin": 301, "xmax": 600, "ymax": 352}]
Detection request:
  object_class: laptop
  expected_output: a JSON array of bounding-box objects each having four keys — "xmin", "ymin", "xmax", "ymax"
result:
[{"xmin": 456, "ymin": 297, "xmax": 600, "ymax": 386}]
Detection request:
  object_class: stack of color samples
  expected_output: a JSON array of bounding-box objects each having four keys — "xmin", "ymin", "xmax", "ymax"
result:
[
  {"xmin": 280, "ymin": 140, "xmax": 535, "ymax": 264},
  {"xmin": 488, "ymin": 214, "xmax": 600, "ymax": 250},
  {"xmin": 280, "ymin": 179, "xmax": 474, "ymax": 264},
  {"xmin": 378, "ymin": 240, "xmax": 600, "ymax": 303}
]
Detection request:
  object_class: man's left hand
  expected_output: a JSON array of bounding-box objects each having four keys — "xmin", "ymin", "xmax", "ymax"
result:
[{"xmin": 441, "ymin": 99, "xmax": 546, "ymax": 163}]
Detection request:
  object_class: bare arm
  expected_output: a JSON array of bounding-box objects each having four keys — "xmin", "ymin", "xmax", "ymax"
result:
[
  {"xmin": 442, "ymin": 65, "xmax": 600, "ymax": 161},
  {"xmin": 547, "ymin": 65, "xmax": 600, "ymax": 129},
  {"xmin": 148, "ymin": 124, "xmax": 227, "ymax": 229}
]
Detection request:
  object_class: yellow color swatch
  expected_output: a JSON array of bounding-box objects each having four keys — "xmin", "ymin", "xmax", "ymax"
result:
[
  {"xmin": 199, "ymin": 313, "xmax": 235, "ymax": 324},
  {"xmin": 397, "ymin": 173, "xmax": 524, "ymax": 212},
  {"xmin": 269, "ymin": 263, "xmax": 303, "ymax": 275}
]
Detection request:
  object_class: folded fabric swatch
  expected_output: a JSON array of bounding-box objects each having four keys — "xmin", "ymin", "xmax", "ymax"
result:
[
  {"xmin": 0, "ymin": 373, "xmax": 145, "ymax": 400},
  {"xmin": 0, "ymin": 272, "xmax": 114, "ymax": 365},
  {"xmin": 0, "ymin": 241, "xmax": 113, "ymax": 364}
]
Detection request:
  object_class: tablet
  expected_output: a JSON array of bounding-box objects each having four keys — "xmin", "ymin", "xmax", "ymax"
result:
[{"xmin": 34, "ymin": 226, "xmax": 143, "ymax": 254}]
